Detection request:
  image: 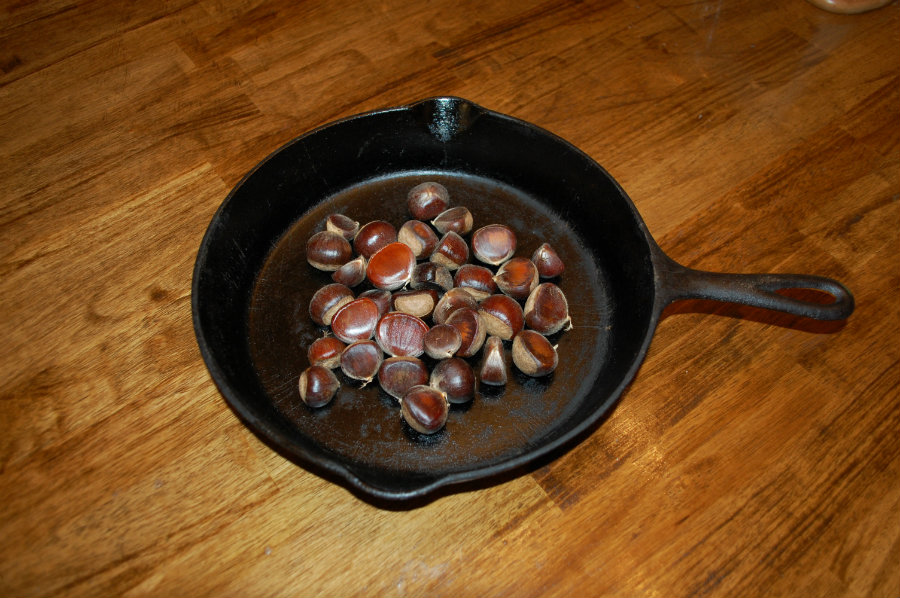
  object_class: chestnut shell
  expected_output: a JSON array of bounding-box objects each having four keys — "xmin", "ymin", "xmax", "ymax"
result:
[
  {"xmin": 401, "ymin": 385, "xmax": 449, "ymax": 434},
  {"xmin": 374, "ymin": 311, "xmax": 429, "ymax": 357}
]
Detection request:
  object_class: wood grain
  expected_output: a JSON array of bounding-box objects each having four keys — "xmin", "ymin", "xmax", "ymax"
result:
[{"xmin": 1, "ymin": 0, "xmax": 897, "ymax": 596}]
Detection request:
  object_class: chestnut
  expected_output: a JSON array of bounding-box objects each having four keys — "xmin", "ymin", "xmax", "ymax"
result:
[
  {"xmin": 340, "ymin": 339, "xmax": 383, "ymax": 384},
  {"xmin": 298, "ymin": 365, "xmax": 340, "ymax": 408},
  {"xmin": 432, "ymin": 206, "xmax": 473, "ymax": 235},
  {"xmin": 432, "ymin": 287, "xmax": 477, "ymax": 325},
  {"xmin": 429, "ymin": 231, "xmax": 469, "ymax": 271},
  {"xmin": 446, "ymin": 307, "xmax": 486, "ymax": 358},
  {"xmin": 398, "ymin": 220, "xmax": 440, "ymax": 259},
  {"xmin": 478, "ymin": 294, "xmax": 525, "ymax": 340},
  {"xmin": 377, "ymin": 356, "xmax": 429, "ymax": 400},
  {"xmin": 511, "ymin": 330, "xmax": 558, "ymax": 377},
  {"xmin": 479, "ymin": 336, "xmax": 508, "ymax": 386},
  {"xmin": 307, "ymin": 336, "xmax": 346, "ymax": 369},
  {"xmin": 331, "ymin": 255, "xmax": 367, "ymax": 287},
  {"xmin": 471, "ymin": 224, "xmax": 516, "ymax": 266},
  {"xmin": 401, "ymin": 385, "xmax": 449, "ymax": 434},
  {"xmin": 423, "ymin": 324, "xmax": 462, "ymax": 360},
  {"xmin": 430, "ymin": 358, "xmax": 476, "ymax": 404},
  {"xmin": 453, "ymin": 264, "xmax": 497, "ymax": 301},
  {"xmin": 366, "ymin": 242, "xmax": 416, "ymax": 290},
  {"xmin": 531, "ymin": 242, "xmax": 565, "ymax": 278},
  {"xmin": 309, "ymin": 283, "xmax": 354, "ymax": 326},
  {"xmin": 494, "ymin": 257, "xmax": 539, "ymax": 300},
  {"xmin": 353, "ymin": 220, "xmax": 397, "ymax": 258},
  {"xmin": 326, "ymin": 213, "xmax": 359, "ymax": 240},
  {"xmin": 358, "ymin": 289, "xmax": 392, "ymax": 318},
  {"xmin": 374, "ymin": 311, "xmax": 429, "ymax": 357},
  {"xmin": 306, "ymin": 230, "xmax": 352, "ymax": 272},
  {"xmin": 330, "ymin": 297, "xmax": 380, "ymax": 343},
  {"xmin": 524, "ymin": 283, "xmax": 572, "ymax": 335},
  {"xmin": 407, "ymin": 182, "xmax": 450, "ymax": 221},
  {"xmin": 392, "ymin": 288, "xmax": 440, "ymax": 319},
  {"xmin": 410, "ymin": 262, "xmax": 453, "ymax": 292}
]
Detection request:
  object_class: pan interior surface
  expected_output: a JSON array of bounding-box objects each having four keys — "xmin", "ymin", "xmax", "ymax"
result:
[
  {"xmin": 193, "ymin": 98, "xmax": 659, "ymax": 497},
  {"xmin": 249, "ymin": 171, "xmax": 610, "ymax": 479}
]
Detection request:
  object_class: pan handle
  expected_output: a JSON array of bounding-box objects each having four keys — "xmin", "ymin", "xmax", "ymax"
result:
[{"xmin": 657, "ymin": 256, "xmax": 855, "ymax": 320}]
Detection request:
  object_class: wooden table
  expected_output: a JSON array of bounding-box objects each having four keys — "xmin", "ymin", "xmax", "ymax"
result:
[{"xmin": 2, "ymin": 1, "xmax": 897, "ymax": 595}]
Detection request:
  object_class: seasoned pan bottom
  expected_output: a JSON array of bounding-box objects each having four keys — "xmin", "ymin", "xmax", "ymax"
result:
[{"xmin": 248, "ymin": 171, "xmax": 610, "ymax": 476}]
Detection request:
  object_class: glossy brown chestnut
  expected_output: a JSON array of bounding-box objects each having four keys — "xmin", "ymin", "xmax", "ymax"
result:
[
  {"xmin": 478, "ymin": 294, "xmax": 525, "ymax": 340},
  {"xmin": 339, "ymin": 339, "xmax": 383, "ymax": 384},
  {"xmin": 524, "ymin": 282, "xmax": 572, "ymax": 335},
  {"xmin": 471, "ymin": 224, "xmax": 517, "ymax": 265},
  {"xmin": 401, "ymin": 385, "xmax": 449, "ymax": 435},
  {"xmin": 307, "ymin": 336, "xmax": 346, "ymax": 369},
  {"xmin": 511, "ymin": 330, "xmax": 558, "ymax": 377},
  {"xmin": 446, "ymin": 306, "xmax": 487, "ymax": 358},
  {"xmin": 410, "ymin": 262, "xmax": 453, "ymax": 292},
  {"xmin": 531, "ymin": 242, "xmax": 565, "ymax": 278},
  {"xmin": 429, "ymin": 231, "xmax": 469, "ymax": 271},
  {"xmin": 479, "ymin": 336, "xmax": 508, "ymax": 386},
  {"xmin": 374, "ymin": 311, "xmax": 429, "ymax": 357},
  {"xmin": 397, "ymin": 220, "xmax": 440, "ymax": 259},
  {"xmin": 366, "ymin": 242, "xmax": 416, "ymax": 290},
  {"xmin": 431, "ymin": 206, "xmax": 473, "ymax": 235},
  {"xmin": 330, "ymin": 297, "xmax": 380, "ymax": 343},
  {"xmin": 430, "ymin": 357, "xmax": 476, "ymax": 404},
  {"xmin": 308, "ymin": 283, "xmax": 354, "ymax": 326},
  {"xmin": 298, "ymin": 365, "xmax": 340, "ymax": 408},
  {"xmin": 377, "ymin": 356, "xmax": 429, "ymax": 400},
  {"xmin": 306, "ymin": 230, "xmax": 352, "ymax": 271},
  {"xmin": 494, "ymin": 257, "xmax": 539, "ymax": 300},
  {"xmin": 325, "ymin": 213, "xmax": 360, "ymax": 240},
  {"xmin": 391, "ymin": 288, "xmax": 440, "ymax": 319},
  {"xmin": 407, "ymin": 182, "xmax": 450, "ymax": 221},
  {"xmin": 453, "ymin": 264, "xmax": 497, "ymax": 301},
  {"xmin": 432, "ymin": 287, "xmax": 478, "ymax": 325},
  {"xmin": 358, "ymin": 289, "xmax": 392, "ymax": 318},
  {"xmin": 423, "ymin": 324, "xmax": 462, "ymax": 359},
  {"xmin": 331, "ymin": 254, "xmax": 367, "ymax": 287},
  {"xmin": 353, "ymin": 220, "xmax": 397, "ymax": 258}
]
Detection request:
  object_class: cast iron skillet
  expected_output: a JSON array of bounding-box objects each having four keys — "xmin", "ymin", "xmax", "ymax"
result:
[{"xmin": 192, "ymin": 97, "xmax": 853, "ymax": 503}]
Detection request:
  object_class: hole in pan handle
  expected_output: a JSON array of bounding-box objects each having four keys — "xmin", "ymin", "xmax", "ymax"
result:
[{"xmin": 657, "ymin": 253, "xmax": 855, "ymax": 321}]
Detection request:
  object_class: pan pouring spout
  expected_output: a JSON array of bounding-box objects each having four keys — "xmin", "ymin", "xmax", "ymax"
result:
[{"xmin": 413, "ymin": 96, "xmax": 483, "ymax": 142}]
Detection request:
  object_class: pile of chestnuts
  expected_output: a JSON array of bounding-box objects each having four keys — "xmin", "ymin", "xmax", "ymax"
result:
[{"xmin": 298, "ymin": 181, "xmax": 572, "ymax": 435}]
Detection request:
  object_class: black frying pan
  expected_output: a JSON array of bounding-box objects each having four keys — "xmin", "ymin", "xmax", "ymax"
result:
[{"xmin": 191, "ymin": 97, "xmax": 853, "ymax": 503}]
